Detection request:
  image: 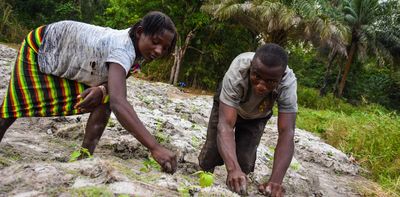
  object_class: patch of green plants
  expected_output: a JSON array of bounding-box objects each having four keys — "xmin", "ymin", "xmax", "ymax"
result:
[
  {"xmin": 289, "ymin": 161, "xmax": 301, "ymax": 171},
  {"xmin": 191, "ymin": 136, "xmax": 201, "ymax": 148},
  {"xmin": 178, "ymin": 184, "xmax": 201, "ymax": 197},
  {"xmin": 296, "ymin": 97, "xmax": 400, "ymax": 195},
  {"xmin": 107, "ymin": 119, "xmax": 117, "ymax": 128},
  {"xmin": 154, "ymin": 119, "xmax": 170, "ymax": 144},
  {"xmin": 69, "ymin": 147, "xmax": 92, "ymax": 162},
  {"xmin": 140, "ymin": 157, "xmax": 161, "ymax": 172},
  {"xmin": 0, "ymin": 148, "xmax": 22, "ymax": 162},
  {"xmin": 70, "ymin": 186, "xmax": 113, "ymax": 197},
  {"xmin": 194, "ymin": 171, "xmax": 214, "ymax": 188}
]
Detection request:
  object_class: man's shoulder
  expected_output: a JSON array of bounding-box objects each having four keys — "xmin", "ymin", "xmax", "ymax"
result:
[
  {"xmin": 233, "ymin": 52, "xmax": 255, "ymax": 62},
  {"xmin": 281, "ymin": 66, "xmax": 297, "ymax": 86},
  {"xmin": 227, "ymin": 52, "xmax": 255, "ymax": 72}
]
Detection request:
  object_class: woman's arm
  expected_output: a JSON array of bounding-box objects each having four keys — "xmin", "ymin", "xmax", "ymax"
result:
[{"xmin": 107, "ymin": 63, "xmax": 177, "ymax": 173}]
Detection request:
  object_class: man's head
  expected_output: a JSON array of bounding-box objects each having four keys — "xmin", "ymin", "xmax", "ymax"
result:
[
  {"xmin": 129, "ymin": 11, "xmax": 177, "ymax": 61},
  {"xmin": 250, "ymin": 43, "xmax": 288, "ymax": 96}
]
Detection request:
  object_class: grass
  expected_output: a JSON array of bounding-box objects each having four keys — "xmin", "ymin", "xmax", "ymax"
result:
[
  {"xmin": 296, "ymin": 86, "xmax": 400, "ymax": 195},
  {"xmin": 70, "ymin": 186, "xmax": 113, "ymax": 197}
]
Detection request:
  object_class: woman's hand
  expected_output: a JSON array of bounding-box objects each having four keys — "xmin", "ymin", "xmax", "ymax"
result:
[
  {"xmin": 74, "ymin": 87, "xmax": 103, "ymax": 112},
  {"xmin": 150, "ymin": 145, "xmax": 177, "ymax": 174}
]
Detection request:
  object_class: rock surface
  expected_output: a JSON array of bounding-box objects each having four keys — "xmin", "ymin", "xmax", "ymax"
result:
[{"xmin": 0, "ymin": 44, "xmax": 382, "ymax": 196}]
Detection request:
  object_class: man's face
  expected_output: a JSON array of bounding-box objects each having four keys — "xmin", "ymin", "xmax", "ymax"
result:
[
  {"xmin": 136, "ymin": 28, "xmax": 174, "ymax": 61},
  {"xmin": 249, "ymin": 57, "xmax": 284, "ymax": 96}
]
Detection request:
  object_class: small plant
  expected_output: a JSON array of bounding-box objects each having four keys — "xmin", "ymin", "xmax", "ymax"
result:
[
  {"xmin": 71, "ymin": 186, "xmax": 113, "ymax": 196},
  {"xmin": 290, "ymin": 161, "xmax": 301, "ymax": 171},
  {"xmin": 69, "ymin": 148, "xmax": 92, "ymax": 162},
  {"xmin": 154, "ymin": 119, "xmax": 170, "ymax": 144},
  {"xmin": 107, "ymin": 119, "xmax": 116, "ymax": 128},
  {"xmin": 191, "ymin": 136, "xmax": 201, "ymax": 148},
  {"xmin": 178, "ymin": 184, "xmax": 201, "ymax": 197},
  {"xmin": 194, "ymin": 171, "xmax": 214, "ymax": 188},
  {"xmin": 140, "ymin": 157, "xmax": 161, "ymax": 172}
]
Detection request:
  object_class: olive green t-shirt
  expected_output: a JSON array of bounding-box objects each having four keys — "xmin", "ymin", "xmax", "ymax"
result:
[{"xmin": 220, "ymin": 52, "xmax": 298, "ymax": 119}]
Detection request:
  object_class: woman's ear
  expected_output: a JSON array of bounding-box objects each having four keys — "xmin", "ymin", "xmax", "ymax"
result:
[{"xmin": 135, "ymin": 26, "xmax": 144, "ymax": 39}]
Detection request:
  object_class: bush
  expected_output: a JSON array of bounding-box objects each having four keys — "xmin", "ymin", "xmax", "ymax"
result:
[{"xmin": 297, "ymin": 86, "xmax": 354, "ymax": 114}]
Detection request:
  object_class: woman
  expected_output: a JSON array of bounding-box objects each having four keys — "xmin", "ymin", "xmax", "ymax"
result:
[{"xmin": 0, "ymin": 11, "xmax": 178, "ymax": 173}]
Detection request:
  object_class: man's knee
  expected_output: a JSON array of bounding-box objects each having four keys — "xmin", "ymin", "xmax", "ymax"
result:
[{"xmin": 198, "ymin": 143, "xmax": 223, "ymax": 172}]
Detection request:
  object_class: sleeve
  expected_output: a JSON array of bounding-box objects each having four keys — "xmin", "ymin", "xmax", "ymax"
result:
[
  {"xmin": 277, "ymin": 79, "xmax": 298, "ymax": 113},
  {"xmin": 106, "ymin": 48, "xmax": 134, "ymax": 76},
  {"xmin": 219, "ymin": 71, "xmax": 243, "ymax": 109}
]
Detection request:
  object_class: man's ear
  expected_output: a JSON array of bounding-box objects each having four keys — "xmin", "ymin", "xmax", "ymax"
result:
[{"xmin": 135, "ymin": 26, "xmax": 144, "ymax": 39}]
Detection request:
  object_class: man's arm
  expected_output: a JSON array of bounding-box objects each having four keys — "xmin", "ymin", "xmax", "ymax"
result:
[
  {"xmin": 107, "ymin": 63, "xmax": 177, "ymax": 173},
  {"xmin": 217, "ymin": 102, "xmax": 247, "ymax": 195},
  {"xmin": 259, "ymin": 112, "xmax": 296, "ymax": 196}
]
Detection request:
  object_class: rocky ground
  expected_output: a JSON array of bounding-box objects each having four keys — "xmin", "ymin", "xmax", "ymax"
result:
[{"xmin": 0, "ymin": 44, "xmax": 388, "ymax": 196}]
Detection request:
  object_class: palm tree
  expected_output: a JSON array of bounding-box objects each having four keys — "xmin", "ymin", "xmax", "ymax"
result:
[
  {"xmin": 201, "ymin": 0, "xmax": 348, "ymax": 49},
  {"xmin": 336, "ymin": 0, "xmax": 380, "ymax": 97}
]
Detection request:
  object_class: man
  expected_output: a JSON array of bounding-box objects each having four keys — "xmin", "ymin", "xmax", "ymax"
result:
[{"xmin": 198, "ymin": 43, "xmax": 297, "ymax": 196}]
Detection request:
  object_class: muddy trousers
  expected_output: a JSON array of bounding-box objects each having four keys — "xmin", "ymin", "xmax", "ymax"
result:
[{"xmin": 198, "ymin": 87, "xmax": 271, "ymax": 174}]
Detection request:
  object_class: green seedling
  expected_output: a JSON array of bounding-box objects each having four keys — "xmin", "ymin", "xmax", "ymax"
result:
[
  {"xmin": 178, "ymin": 184, "xmax": 201, "ymax": 197},
  {"xmin": 194, "ymin": 171, "xmax": 214, "ymax": 188},
  {"xmin": 140, "ymin": 157, "xmax": 161, "ymax": 172},
  {"xmin": 290, "ymin": 161, "xmax": 301, "ymax": 171},
  {"xmin": 69, "ymin": 148, "xmax": 92, "ymax": 162},
  {"xmin": 191, "ymin": 136, "xmax": 201, "ymax": 148}
]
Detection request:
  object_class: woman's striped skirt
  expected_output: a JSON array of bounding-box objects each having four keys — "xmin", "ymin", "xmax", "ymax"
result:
[{"xmin": 0, "ymin": 26, "xmax": 90, "ymax": 118}]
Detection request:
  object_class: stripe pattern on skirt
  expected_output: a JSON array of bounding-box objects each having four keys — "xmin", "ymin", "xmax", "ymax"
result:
[{"xmin": 0, "ymin": 26, "xmax": 90, "ymax": 118}]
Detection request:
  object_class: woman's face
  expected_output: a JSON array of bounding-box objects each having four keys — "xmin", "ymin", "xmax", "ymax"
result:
[{"xmin": 136, "ymin": 28, "xmax": 174, "ymax": 61}]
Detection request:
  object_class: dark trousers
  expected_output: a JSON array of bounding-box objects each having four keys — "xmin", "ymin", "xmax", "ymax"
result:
[{"xmin": 198, "ymin": 85, "xmax": 271, "ymax": 174}]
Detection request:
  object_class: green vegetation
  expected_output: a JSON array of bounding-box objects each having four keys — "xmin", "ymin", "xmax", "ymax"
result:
[
  {"xmin": 195, "ymin": 171, "xmax": 214, "ymax": 188},
  {"xmin": 154, "ymin": 119, "xmax": 171, "ymax": 144},
  {"xmin": 296, "ymin": 87, "xmax": 400, "ymax": 195},
  {"xmin": 70, "ymin": 186, "xmax": 113, "ymax": 197},
  {"xmin": 69, "ymin": 148, "xmax": 93, "ymax": 162},
  {"xmin": 140, "ymin": 157, "xmax": 161, "ymax": 173}
]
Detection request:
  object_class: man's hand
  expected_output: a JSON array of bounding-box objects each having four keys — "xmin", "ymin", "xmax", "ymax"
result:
[
  {"xmin": 74, "ymin": 87, "xmax": 103, "ymax": 112},
  {"xmin": 150, "ymin": 145, "xmax": 177, "ymax": 174},
  {"xmin": 226, "ymin": 169, "xmax": 248, "ymax": 195},
  {"xmin": 258, "ymin": 182, "xmax": 285, "ymax": 197}
]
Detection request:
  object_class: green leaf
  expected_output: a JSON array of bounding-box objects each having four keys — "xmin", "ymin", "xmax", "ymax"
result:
[
  {"xmin": 194, "ymin": 171, "xmax": 214, "ymax": 188},
  {"xmin": 69, "ymin": 150, "xmax": 82, "ymax": 162}
]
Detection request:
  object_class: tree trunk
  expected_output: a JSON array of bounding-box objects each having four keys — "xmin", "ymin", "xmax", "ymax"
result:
[
  {"xmin": 173, "ymin": 51, "xmax": 182, "ymax": 85},
  {"xmin": 337, "ymin": 41, "xmax": 357, "ymax": 97},
  {"xmin": 320, "ymin": 51, "xmax": 337, "ymax": 96},
  {"xmin": 172, "ymin": 30, "xmax": 195, "ymax": 85},
  {"xmin": 169, "ymin": 46, "xmax": 179, "ymax": 84},
  {"xmin": 333, "ymin": 59, "xmax": 343, "ymax": 97}
]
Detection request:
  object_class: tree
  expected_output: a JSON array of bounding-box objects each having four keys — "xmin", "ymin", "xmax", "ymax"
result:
[
  {"xmin": 337, "ymin": 0, "xmax": 380, "ymax": 97},
  {"xmin": 201, "ymin": 0, "xmax": 347, "ymax": 49}
]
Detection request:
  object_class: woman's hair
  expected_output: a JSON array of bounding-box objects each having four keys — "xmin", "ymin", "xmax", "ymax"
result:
[
  {"xmin": 255, "ymin": 43, "xmax": 288, "ymax": 70},
  {"xmin": 129, "ymin": 11, "xmax": 177, "ymax": 55}
]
